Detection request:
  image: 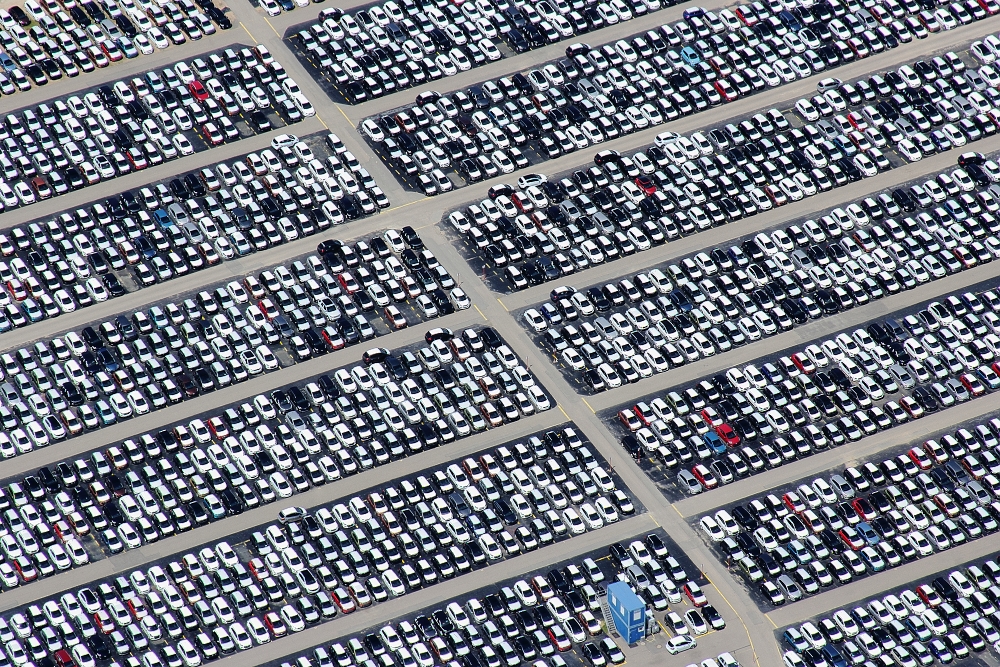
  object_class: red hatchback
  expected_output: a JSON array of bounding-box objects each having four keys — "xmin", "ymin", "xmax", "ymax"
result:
[
  {"xmin": 202, "ymin": 123, "xmax": 224, "ymax": 146},
  {"xmin": 635, "ymin": 175, "xmax": 656, "ymax": 194},
  {"xmin": 715, "ymin": 423, "xmax": 740, "ymax": 447},
  {"xmin": 189, "ymin": 80, "xmax": 209, "ymax": 100}
]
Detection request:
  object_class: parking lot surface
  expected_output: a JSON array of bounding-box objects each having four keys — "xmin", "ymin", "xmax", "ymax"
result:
[
  {"xmin": 360, "ymin": 0, "xmax": 998, "ymax": 195},
  {"xmin": 0, "ymin": 131, "xmax": 393, "ymax": 333},
  {"xmin": 515, "ymin": 149, "xmax": 1000, "ymax": 394},
  {"xmin": 778, "ymin": 551, "xmax": 1000, "ymax": 667},
  {"xmin": 3, "ymin": 0, "xmax": 1000, "ymax": 664},
  {"xmin": 285, "ymin": 0, "xmax": 675, "ymax": 105},
  {"xmin": 206, "ymin": 528, "xmax": 727, "ymax": 667}
]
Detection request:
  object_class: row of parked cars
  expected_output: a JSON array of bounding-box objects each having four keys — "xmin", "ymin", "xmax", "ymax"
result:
[
  {"xmin": 221, "ymin": 429, "xmax": 632, "ymax": 628},
  {"xmin": 0, "ymin": 0, "xmax": 231, "ymax": 93},
  {"xmin": 265, "ymin": 534, "xmax": 689, "ymax": 667},
  {"xmin": 448, "ymin": 104, "xmax": 903, "ymax": 295},
  {"xmin": 0, "ymin": 134, "xmax": 389, "ymax": 331},
  {"xmin": 0, "ymin": 43, "xmax": 309, "ymax": 209},
  {"xmin": 702, "ymin": 408, "xmax": 1000, "ymax": 608},
  {"xmin": 614, "ymin": 277, "xmax": 1000, "ymax": 496},
  {"xmin": 794, "ymin": 47, "xmax": 1000, "ymax": 165},
  {"xmin": 783, "ymin": 553, "xmax": 1000, "ymax": 666},
  {"xmin": 0, "ymin": 135, "xmax": 393, "ymax": 331},
  {"xmin": 363, "ymin": 0, "xmax": 990, "ymax": 191},
  {"xmin": 0, "ymin": 326, "xmax": 551, "ymax": 579},
  {"xmin": 0, "ymin": 408, "xmax": 580, "ymax": 667},
  {"xmin": 293, "ymin": 0, "xmax": 671, "ymax": 103},
  {"xmin": 0, "ymin": 229, "xmax": 464, "ymax": 456},
  {"xmin": 520, "ymin": 153, "xmax": 1000, "ymax": 392}
]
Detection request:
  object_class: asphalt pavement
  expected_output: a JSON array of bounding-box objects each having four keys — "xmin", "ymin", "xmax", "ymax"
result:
[{"xmin": 2, "ymin": 1, "xmax": 1000, "ymax": 665}]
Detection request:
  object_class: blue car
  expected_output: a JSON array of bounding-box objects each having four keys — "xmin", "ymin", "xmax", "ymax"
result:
[
  {"xmin": 153, "ymin": 209, "xmax": 172, "ymax": 228},
  {"xmin": 703, "ymin": 432, "xmax": 727, "ymax": 455},
  {"xmin": 856, "ymin": 521, "xmax": 880, "ymax": 545},
  {"xmin": 680, "ymin": 45, "xmax": 702, "ymax": 65}
]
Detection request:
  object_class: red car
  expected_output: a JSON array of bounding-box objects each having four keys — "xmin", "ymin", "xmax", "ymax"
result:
[
  {"xmin": 126, "ymin": 147, "xmax": 147, "ymax": 170},
  {"xmin": 635, "ymin": 175, "xmax": 656, "ymax": 194},
  {"xmin": 7, "ymin": 279, "xmax": 26, "ymax": 301},
  {"xmin": 851, "ymin": 497, "xmax": 876, "ymax": 521},
  {"xmin": 907, "ymin": 447, "xmax": 933, "ymax": 470},
  {"xmin": 322, "ymin": 326, "xmax": 345, "ymax": 350},
  {"xmin": 683, "ymin": 582, "xmax": 707, "ymax": 606},
  {"xmin": 384, "ymin": 306, "xmax": 407, "ymax": 329},
  {"xmin": 838, "ymin": 526, "xmax": 864, "ymax": 551},
  {"xmin": 916, "ymin": 584, "xmax": 943, "ymax": 608},
  {"xmin": 207, "ymin": 416, "xmax": 229, "ymax": 439},
  {"xmin": 700, "ymin": 406, "xmax": 721, "ymax": 427},
  {"xmin": 783, "ymin": 491, "xmax": 805, "ymax": 514},
  {"xmin": 511, "ymin": 193, "xmax": 533, "ymax": 212},
  {"xmin": 691, "ymin": 464, "xmax": 717, "ymax": 490},
  {"xmin": 100, "ymin": 40, "xmax": 123, "ymax": 61},
  {"xmin": 263, "ymin": 611, "xmax": 287, "ymax": 637},
  {"xmin": 715, "ymin": 423, "xmax": 740, "ymax": 447},
  {"xmin": 960, "ymin": 373, "xmax": 986, "ymax": 396},
  {"xmin": 257, "ymin": 299, "xmax": 278, "ymax": 321},
  {"xmin": 202, "ymin": 122, "xmax": 224, "ymax": 146},
  {"xmin": 13, "ymin": 556, "xmax": 37, "ymax": 582},
  {"xmin": 714, "ymin": 79, "xmax": 738, "ymax": 102},
  {"xmin": 338, "ymin": 272, "xmax": 360, "ymax": 293},
  {"xmin": 331, "ymin": 587, "xmax": 356, "ymax": 613},
  {"xmin": 618, "ymin": 409, "xmax": 641, "ymax": 432},
  {"xmin": 189, "ymin": 80, "xmax": 209, "ymax": 100},
  {"xmin": 791, "ymin": 352, "xmax": 815, "ymax": 374},
  {"xmin": 633, "ymin": 402, "xmax": 655, "ymax": 425},
  {"xmin": 127, "ymin": 597, "xmax": 148, "ymax": 620},
  {"xmin": 547, "ymin": 626, "xmax": 572, "ymax": 652},
  {"xmin": 247, "ymin": 557, "xmax": 268, "ymax": 581}
]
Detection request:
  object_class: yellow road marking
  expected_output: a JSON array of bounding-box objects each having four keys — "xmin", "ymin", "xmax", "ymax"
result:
[
  {"xmin": 474, "ymin": 304, "xmax": 487, "ymax": 321},
  {"xmin": 704, "ymin": 576, "xmax": 764, "ymax": 667},
  {"xmin": 581, "ymin": 398, "xmax": 595, "ymax": 413},
  {"xmin": 558, "ymin": 405, "xmax": 569, "ymax": 420},
  {"xmin": 384, "ymin": 198, "xmax": 426, "ymax": 214},
  {"xmin": 497, "ymin": 298, "xmax": 508, "ymax": 311},
  {"xmin": 316, "ymin": 114, "xmax": 329, "ymax": 130},
  {"xmin": 336, "ymin": 104, "xmax": 353, "ymax": 125},
  {"xmin": 239, "ymin": 22, "xmax": 257, "ymax": 42},
  {"xmin": 263, "ymin": 16, "xmax": 280, "ymax": 37},
  {"xmin": 764, "ymin": 614, "xmax": 777, "ymax": 629}
]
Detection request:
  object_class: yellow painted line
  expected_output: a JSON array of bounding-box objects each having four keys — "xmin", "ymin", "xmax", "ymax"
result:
[
  {"xmin": 239, "ymin": 22, "xmax": 257, "ymax": 42},
  {"xmin": 764, "ymin": 613, "xmax": 778, "ymax": 629},
  {"xmin": 263, "ymin": 16, "xmax": 280, "ymax": 38},
  {"xmin": 649, "ymin": 514, "xmax": 660, "ymax": 527},
  {"xmin": 704, "ymin": 576, "xmax": 764, "ymax": 667},
  {"xmin": 316, "ymin": 114, "xmax": 329, "ymax": 130},
  {"xmin": 670, "ymin": 503, "xmax": 685, "ymax": 519},
  {"xmin": 581, "ymin": 398, "xmax": 595, "ymax": 413},
  {"xmin": 558, "ymin": 405, "xmax": 569, "ymax": 420},
  {"xmin": 385, "ymin": 198, "xmax": 427, "ymax": 214},
  {"xmin": 336, "ymin": 104, "xmax": 353, "ymax": 125},
  {"xmin": 474, "ymin": 304, "xmax": 487, "ymax": 321},
  {"xmin": 497, "ymin": 298, "xmax": 508, "ymax": 311}
]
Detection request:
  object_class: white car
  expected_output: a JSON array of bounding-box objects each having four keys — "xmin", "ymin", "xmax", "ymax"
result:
[
  {"xmin": 665, "ymin": 635, "xmax": 697, "ymax": 654},
  {"xmin": 256, "ymin": 345, "xmax": 279, "ymax": 370},
  {"xmin": 246, "ymin": 617, "xmax": 270, "ymax": 644},
  {"xmin": 522, "ymin": 309, "xmax": 547, "ymax": 332}
]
